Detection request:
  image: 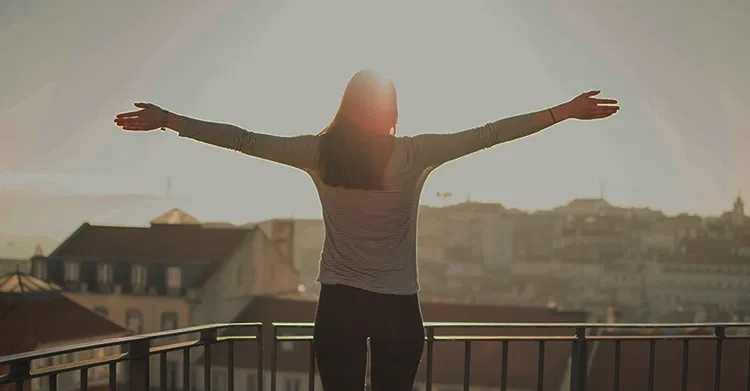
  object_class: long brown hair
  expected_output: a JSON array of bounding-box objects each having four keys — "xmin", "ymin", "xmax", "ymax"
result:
[{"xmin": 317, "ymin": 70, "xmax": 398, "ymax": 190}]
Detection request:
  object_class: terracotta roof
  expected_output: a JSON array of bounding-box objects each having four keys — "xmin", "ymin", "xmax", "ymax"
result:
[
  {"xmin": 586, "ymin": 331, "xmax": 750, "ymax": 391},
  {"xmin": 0, "ymin": 273, "xmax": 127, "ymax": 356},
  {"xmin": 49, "ymin": 223, "xmax": 256, "ymax": 264},
  {"xmin": 197, "ymin": 296, "xmax": 587, "ymax": 389}
]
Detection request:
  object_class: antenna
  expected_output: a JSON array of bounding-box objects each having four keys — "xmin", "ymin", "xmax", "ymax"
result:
[{"xmin": 599, "ymin": 182, "xmax": 605, "ymax": 200}]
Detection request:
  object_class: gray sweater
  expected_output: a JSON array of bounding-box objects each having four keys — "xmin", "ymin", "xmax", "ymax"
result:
[{"xmin": 178, "ymin": 113, "xmax": 542, "ymax": 294}]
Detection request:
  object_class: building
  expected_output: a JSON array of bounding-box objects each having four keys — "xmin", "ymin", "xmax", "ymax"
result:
[
  {"xmin": 508, "ymin": 212, "xmax": 562, "ymax": 261},
  {"xmin": 30, "ymin": 221, "xmax": 300, "ymax": 391},
  {"xmin": 644, "ymin": 257, "xmax": 750, "ymax": 315},
  {"xmin": 250, "ymin": 219, "xmax": 324, "ymax": 295},
  {"xmin": 417, "ymin": 202, "xmax": 514, "ymax": 267},
  {"xmin": 195, "ymin": 296, "xmax": 587, "ymax": 391},
  {"xmin": 0, "ymin": 271, "xmax": 128, "ymax": 391}
]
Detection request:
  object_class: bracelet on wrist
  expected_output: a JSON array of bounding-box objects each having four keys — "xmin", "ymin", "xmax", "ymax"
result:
[{"xmin": 160, "ymin": 109, "xmax": 170, "ymax": 131}]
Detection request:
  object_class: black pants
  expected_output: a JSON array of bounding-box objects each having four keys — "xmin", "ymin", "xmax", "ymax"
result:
[{"xmin": 313, "ymin": 283, "xmax": 425, "ymax": 391}]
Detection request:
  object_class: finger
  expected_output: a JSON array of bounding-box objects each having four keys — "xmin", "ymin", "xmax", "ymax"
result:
[
  {"xmin": 593, "ymin": 110, "xmax": 618, "ymax": 118},
  {"xmin": 115, "ymin": 110, "xmax": 144, "ymax": 119},
  {"xmin": 134, "ymin": 102, "xmax": 155, "ymax": 109},
  {"xmin": 114, "ymin": 118, "xmax": 142, "ymax": 126},
  {"xmin": 593, "ymin": 98, "xmax": 618, "ymax": 105},
  {"xmin": 583, "ymin": 90, "xmax": 601, "ymax": 97}
]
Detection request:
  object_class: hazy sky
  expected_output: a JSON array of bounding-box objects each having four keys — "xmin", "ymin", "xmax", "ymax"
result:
[{"xmin": 1, "ymin": 0, "xmax": 749, "ymax": 223}]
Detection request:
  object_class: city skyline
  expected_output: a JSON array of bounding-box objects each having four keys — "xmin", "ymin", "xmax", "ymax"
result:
[{"xmin": 0, "ymin": 185, "xmax": 746, "ymax": 240}]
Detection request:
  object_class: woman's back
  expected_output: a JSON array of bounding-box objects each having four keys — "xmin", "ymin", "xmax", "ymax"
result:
[{"xmin": 311, "ymin": 137, "xmax": 429, "ymax": 294}]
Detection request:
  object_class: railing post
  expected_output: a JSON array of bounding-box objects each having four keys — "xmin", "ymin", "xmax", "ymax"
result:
[
  {"xmin": 425, "ymin": 326, "xmax": 434, "ymax": 391},
  {"xmin": 127, "ymin": 339, "xmax": 151, "ymax": 391},
  {"xmin": 200, "ymin": 330, "xmax": 218, "ymax": 391},
  {"xmin": 7, "ymin": 359, "xmax": 30, "ymax": 391},
  {"xmin": 569, "ymin": 326, "xmax": 588, "ymax": 391},
  {"xmin": 271, "ymin": 325, "xmax": 278, "ymax": 391},
  {"xmin": 714, "ymin": 326, "xmax": 726, "ymax": 391},
  {"xmin": 256, "ymin": 324, "xmax": 264, "ymax": 391}
]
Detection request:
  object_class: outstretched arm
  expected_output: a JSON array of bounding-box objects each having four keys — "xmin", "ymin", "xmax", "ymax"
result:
[
  {"xmin": 114, "ymin": 103, "xmax": 319, "ymax": 172},
  {"xmin": 409, "ymin": 91, "xmax": 619, "ymax": 170}
]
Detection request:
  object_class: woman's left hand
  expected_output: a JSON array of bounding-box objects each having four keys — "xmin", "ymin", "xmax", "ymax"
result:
[{"xmin": 565, "ymin": 91, "xmax": 620, "ymax": 120}]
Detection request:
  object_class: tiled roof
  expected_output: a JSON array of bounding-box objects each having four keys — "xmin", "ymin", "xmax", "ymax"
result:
[
  {"xmin": 49, "ymin": 223, "xmax": 256, "ymax": 264},
  {"xmin": 0, "ymin": 271, "xmax": 61, "ymax": 294},
  {"xmin": 0, "ymin": 272, "xmax": 127, "ymax": 356},
  {"xmin": 586, "ymin": 331, "xmax": 750, "ymax": 391},
  {"xmin": 197, "ymin": 296, "xmax": 587, "ymax": 389}
]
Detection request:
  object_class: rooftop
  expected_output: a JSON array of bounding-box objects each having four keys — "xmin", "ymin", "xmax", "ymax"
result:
[
  {"xmin": 48, "ymin": 222, "xmax": 257, "ymax": 264},
  {"xmin": 0, "ymin": 271, "xmax": 127, "ymax": 356}
]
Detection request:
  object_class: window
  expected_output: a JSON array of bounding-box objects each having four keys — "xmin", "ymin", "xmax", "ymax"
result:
[
  {"xmin": 246, "ymin": 374, "xmax": 258, "ymax": 391},
  {"xmin": 166, "ymin": 266, "xmax": 182, "ymax": 289},
  {"xmin": 34, "ymin": 260, "xmax": 47, "ymax": 280},
  {"xmin": 131, "ymin": 265, "xmax": 147, "ymax": 287},
  {"xmin": 161, "ymin": 311, "xmax": 178, "ymax": 331},
  {"xmin": 97, "ymin": 263, "xmax": 112, "ymax": 284},
  {"xmin": 211, "ymin": 369, "xmax": 227, "ymax": 391},
  {"xmin": 283, "ymin": 378, "xmax": 301, "ymax": 391},
  {"xmin": 125, "ymin": 309, "xmax": 144, "ymax": 334},
  {"xmin": 93, "ymin": 306, "xmax": 109, "ymax": 317},
  {"xmin": 64, "ymin": 262, "xmax": 80, "ymax": 282}
]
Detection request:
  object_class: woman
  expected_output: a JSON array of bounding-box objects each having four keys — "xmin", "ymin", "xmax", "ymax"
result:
[{"xmin": 115, "ymin": 69, "xmax": 619, "ymax": 390}]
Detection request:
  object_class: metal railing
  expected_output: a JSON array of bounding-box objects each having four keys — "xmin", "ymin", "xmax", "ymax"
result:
[
  {"xmin": 0, "ymin": 323, "xmax": 262, "ymax": 391},
  {"xmin": 3, "ymin": 322, "xmax": 749, "ymax": 391},
  {"xmin": 272, "ymin": 322, "xmax": 750, "ymax": 391}
]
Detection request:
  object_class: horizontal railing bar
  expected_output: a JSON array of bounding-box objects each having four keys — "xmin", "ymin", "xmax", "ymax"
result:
[
  {"xmin": 219, "ymin": 336, "xmax": 258, "ymax": 342},
  {"xmin": 149, "ymin": 340, "xmax": 207, "ymax": 355},
  {"xmin": 276, "ymin": 336, "xmax": 313, "ymax": 341},
  {"xmin": 276, "ymin": 335, "xmax": 580, "ymax": 342},
  {"xmin": 0, "ymin": 353, "xmax": 128, "ymax": 384},
  {"xmin": 273, "ymin": 322, "xmax": 750, "ymax": 329},
  {"xmin": 2, "ymin": 333, "xmax": 262, "ymax": 384},
  {"xmin": 591, "ymin": 335, "xmax": 740, "ymax": 341},
  {"xmin": 435, "ymin": 336, "xmax": 578, "ymax": 342},
  {"xmin": 275, "ymin": 334, "xmax": 750, "ymax": 342},
  {"xmin": 0, "ymin": 323, "xmax": 261, "ymax": 365}
]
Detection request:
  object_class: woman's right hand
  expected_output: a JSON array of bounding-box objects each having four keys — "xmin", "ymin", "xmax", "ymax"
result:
[{"xmin": 114, "ymin": 102, "xmax": 166, "ymax": 132}]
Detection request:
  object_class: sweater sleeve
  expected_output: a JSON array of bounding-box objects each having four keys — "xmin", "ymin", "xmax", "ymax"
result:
[
  {"xmin": 408, "ymin": 113, "xmax": 543, "ymax": 169},
  {"xmin": 177, "ymin": 116, "xmax": 319, "ymax": 171}
]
